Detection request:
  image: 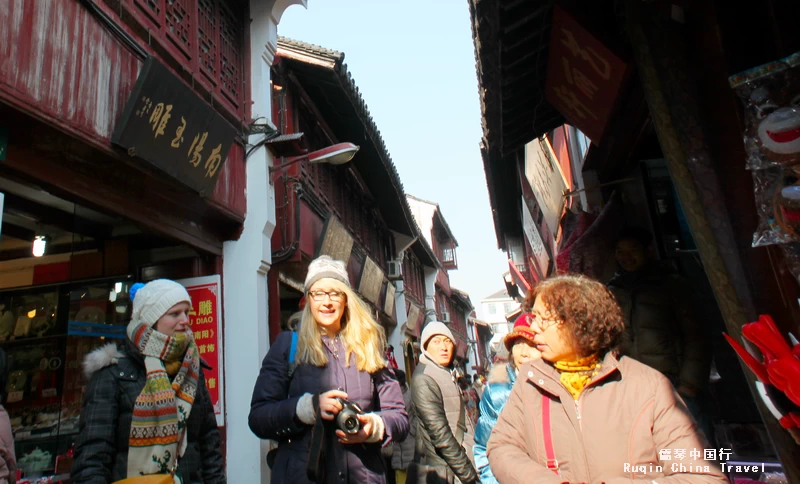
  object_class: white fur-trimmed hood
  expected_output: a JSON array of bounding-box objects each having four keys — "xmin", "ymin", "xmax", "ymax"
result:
[{"xmin": 83, "ymin": 343, "xmax": 124, "ymax": 379}]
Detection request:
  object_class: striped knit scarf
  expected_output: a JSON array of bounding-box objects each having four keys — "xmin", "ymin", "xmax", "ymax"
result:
[{"xmin": 126, "ymin": 320, "xmax": 200, "ymax": 482}]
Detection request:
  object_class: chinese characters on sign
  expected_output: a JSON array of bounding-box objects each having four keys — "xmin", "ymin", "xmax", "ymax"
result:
[
  {"xmin": 524, "ymin": 140, "xmax": 567, "ymax": 236},
  {"xmin": 177, "ymin": 275, "xmax": 224, "ymax": 427},
  {"xmin": 522, "ymin": 196, "xmax": 550, "ymax": 278},
  {"xmin": 544, "ymin": 5, "xmax": 630, "ymax": 143},
  {"xmin": 111, "ymin": 57, "xmax": 237, "ymax": 196}
]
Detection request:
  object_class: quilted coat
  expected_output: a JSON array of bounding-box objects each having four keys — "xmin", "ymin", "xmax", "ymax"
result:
[
  {"xmin": 71, "ymin": 340, "xmax": 225, "ymax": 484},
  {"xmin": 473, "ymin": 363, "xmax": 515, "ymax": 484},
  {"xmin": 608, "ymin": 263, "xmax": 711, "ymax": 393},
  {"xmin": 407, "ymin": 352, "xmax": 478, "ymax": 484},
  {"xmin": 248, "ymin": 331, "xmax": 408, "ymax": 484}
]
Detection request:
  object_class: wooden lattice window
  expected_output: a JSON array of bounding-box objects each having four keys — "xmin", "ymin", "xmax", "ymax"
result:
[
  {"xmin": 218, "ymin": 1, "xmax": 243, "ymax": 106},
  {"xmin": 117, "ymin": 0, "xmax": 247, "ymax": 120}
]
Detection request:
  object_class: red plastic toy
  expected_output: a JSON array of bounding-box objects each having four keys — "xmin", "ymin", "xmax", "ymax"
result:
[{"xmin": 724, "ymin": 315, "xmax": 800, "ymax": 444}]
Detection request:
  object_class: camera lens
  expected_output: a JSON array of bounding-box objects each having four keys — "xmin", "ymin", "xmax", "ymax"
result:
[{"xmin": 342, "ymin": 415, "xmax": 360, "ymax": 434}]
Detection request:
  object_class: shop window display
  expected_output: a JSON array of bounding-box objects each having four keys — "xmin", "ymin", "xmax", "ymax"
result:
[{"xmin": 0, "ymin": 276, "xmax": 132, "ymax": 481}]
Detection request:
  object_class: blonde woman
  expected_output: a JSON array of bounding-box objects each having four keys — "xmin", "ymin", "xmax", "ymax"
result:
[{"xmin": 249, "ymin": 256, "xmax": 409, "ymax": 483}]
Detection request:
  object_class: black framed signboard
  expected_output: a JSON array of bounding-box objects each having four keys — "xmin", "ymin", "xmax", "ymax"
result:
[{"xmin": 111, "ymin": 56, "xmax": 237, "ymax": 196}]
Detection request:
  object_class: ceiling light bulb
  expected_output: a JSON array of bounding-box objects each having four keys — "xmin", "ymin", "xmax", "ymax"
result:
[{"xmin": 32, "ymin": 236, "xmax": 47, "ymax": 257}]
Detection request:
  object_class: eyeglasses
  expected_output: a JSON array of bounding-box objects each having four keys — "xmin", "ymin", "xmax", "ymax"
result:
[
  {"xmin": 308, "ymin": 290, "xmax": 345, "ymax": 302},
  {"xmin": 530, "ymin": 313, "xmax": 561, "ymax": 331}
]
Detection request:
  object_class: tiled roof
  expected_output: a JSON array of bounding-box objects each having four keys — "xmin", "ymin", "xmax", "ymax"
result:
[
  {"xmin": 407, "ymin": 194, "xmax": 459, "ymax": 247},
  {"xmin": 451, "ymin": 287, "xmax": 473, "ymax": 309},
  {"xmin": 483, "ymin": 288, "xmax": 511, "ymax": 300},
  {"xmin": 277, "ymin": 37, "xmax": 440, "ymax": 268},
  {"xmin": 468, "ymin": 0, "xmax": 562, "ymax": 249},
  {"xmin": 277, "ymin": 37, "xmax": 344, "ymax": 60}
]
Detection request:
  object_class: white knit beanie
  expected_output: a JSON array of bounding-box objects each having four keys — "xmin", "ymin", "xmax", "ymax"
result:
[
  {"xmin": 131, "ymin": 279, "xmax": 192, "ymax": 327},
  {"xmin": 304, "ymin": 255, "xmax": 350, "ymax": 292},
  {"xmin": 421, "ymin": 321, "xmax": 455, "ymax": 350}
]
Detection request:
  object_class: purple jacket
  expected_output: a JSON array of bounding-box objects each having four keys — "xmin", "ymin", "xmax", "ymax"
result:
[{"xmin": 249, "ymin": 331, "xmax": 408, "ymax": 483}]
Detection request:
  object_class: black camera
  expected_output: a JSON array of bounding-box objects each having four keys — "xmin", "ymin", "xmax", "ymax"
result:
[{"xmin": 334, "ymin": 397, "xmax": 364, "ymax": 435}]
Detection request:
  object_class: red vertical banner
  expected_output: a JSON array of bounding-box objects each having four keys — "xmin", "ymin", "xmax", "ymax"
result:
[{"xmin": 178, "ymin": 275, "xmax": 224, "ymax": 427}]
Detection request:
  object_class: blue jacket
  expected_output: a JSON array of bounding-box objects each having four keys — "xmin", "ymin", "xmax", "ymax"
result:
[
  {"xmin": 249, "ymin": 331, "xmax": 408, "ymax": 484},
  {"xmin": 473, "ymin": 363, "xmax": 515, "ymax": 484}
]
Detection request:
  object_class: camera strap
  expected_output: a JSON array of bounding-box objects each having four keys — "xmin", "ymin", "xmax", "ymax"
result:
[{"xmin": 307, "ymin": 393, "xmax": 327, "ymax": 482}]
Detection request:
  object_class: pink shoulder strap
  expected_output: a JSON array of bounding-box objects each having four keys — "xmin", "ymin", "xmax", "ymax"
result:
[{"xmin": 542, "ymin": 394, "xmax": 560, "ymax": 475}]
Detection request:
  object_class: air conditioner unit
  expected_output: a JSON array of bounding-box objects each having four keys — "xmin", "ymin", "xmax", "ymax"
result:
[
  {"xmin": 387, "ymin": 260, "xmax": 403, "ymax": 280},
  {"xmin": 441, "ymin": 311, "xmax": 451, "ymax": 323}
]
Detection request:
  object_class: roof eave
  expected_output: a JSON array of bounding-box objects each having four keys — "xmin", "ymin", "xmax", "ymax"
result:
[{"xmin": 277, "ymin": 37, "xmax": 421, "ymax": 239}]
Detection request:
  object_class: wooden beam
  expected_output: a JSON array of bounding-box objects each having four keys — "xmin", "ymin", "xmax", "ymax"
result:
[
  {"xmin": 503, "ymin": 44, "xmax": 548, "ymax": 71},
  {"xmin": 1, "ymin": 223, "xmax": 35, "ymax": 242},
  {"xmin": 287, "ymin": 70, "xmax": 339, "ymax": 146},
  {"xmin": 3, "ymin": 193, "xmax": 111, "ymax": 240},
  {"xmin": 500, "ymin": 4, "xmax": 551, "ymax": 35},
  {"xmin": 626, "ymin": 1, "xmax": 800, "ymax": 479}
]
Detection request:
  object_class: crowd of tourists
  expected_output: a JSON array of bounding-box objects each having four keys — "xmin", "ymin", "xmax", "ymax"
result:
[{"xmin": 7, "ymin": 226, "xmax": 724, "ymax": 483}]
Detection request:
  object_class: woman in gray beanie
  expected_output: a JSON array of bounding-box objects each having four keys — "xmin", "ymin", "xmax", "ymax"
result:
[
  {"xmin": 408, "ymin": 322, "xmax": 478, "ymax": 484},
  {"xmin": 72, "ymin": 279, "xmax": 225, "ymax": 484},
  {"xmin": 249, "ymin": 255, "xmax": 408, "ymax": 483}
]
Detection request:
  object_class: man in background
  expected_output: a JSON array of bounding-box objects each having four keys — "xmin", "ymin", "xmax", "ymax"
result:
[{"xmin": 608, "ymin": 226, "xmax": 714, "ymax": 442}]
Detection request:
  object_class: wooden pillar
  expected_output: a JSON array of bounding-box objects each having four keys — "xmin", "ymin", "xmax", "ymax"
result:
[{"xmin": 625, "ymin": 0, "xmax": 800, "ymax": 479}]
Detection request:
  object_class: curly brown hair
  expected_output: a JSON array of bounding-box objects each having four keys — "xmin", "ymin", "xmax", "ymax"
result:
[{"xmin": 523, "ymin": 274, "xmax": 625, "ymax": 357}]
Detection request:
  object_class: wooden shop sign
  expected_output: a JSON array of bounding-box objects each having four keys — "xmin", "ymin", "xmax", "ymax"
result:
[
  {"xmin": 544, "ymin": 5, "xmax": 630, "ymax": 144},
  {"xmin": 112, "ymin": 57, "xmax": 236, "ymax": 196}
]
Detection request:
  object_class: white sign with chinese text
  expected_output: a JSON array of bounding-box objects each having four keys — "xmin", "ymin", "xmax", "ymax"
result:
[
  {"xmin": 524, "ymin": 139, "xmax": 568, "ymax": 236},
  {"xmin": 522, "ymin": 198, "xmax": 550, "ymax": 277}
]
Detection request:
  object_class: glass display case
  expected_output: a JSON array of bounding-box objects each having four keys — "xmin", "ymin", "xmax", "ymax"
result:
[{"xmin": 0, "ymin": 276, "xmax": 132, "ymax": 479}]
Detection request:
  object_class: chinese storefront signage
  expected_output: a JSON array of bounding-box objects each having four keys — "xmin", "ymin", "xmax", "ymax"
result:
[
  {"xmin": 359, "ymin": 257, "xmax": 385, "ymax": 305},
  {"xmin": 524, "ymin": 139, "xmax": 567, "ymax": 236},
  {"xmin": 112, "ymin": 57, "xmax": 236, "ymax": 196},
  {"xmin": 384, "ymin": 282, "xmax": 396, "ymax": 317},
  {"xmin": 317, "ymin": 216, "xmax": 355, "ymax": 263},
  {"xmin": 406, "ymin": 303, "xmax": 421, "ymax": 333},
  {"xmin": 544, "ymin": 5, "xmax": 630, "ymax": 143},
  {"xmin": 522, "ymin": 197, "xmax": 550, "ymax": 278},
  {"xmin": 177, "ymin": 275, "xmax": 224, "ymax": 427}
]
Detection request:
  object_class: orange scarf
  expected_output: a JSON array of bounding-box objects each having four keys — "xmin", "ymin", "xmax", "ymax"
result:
[{"xmin": 554, "ymin": 354, "xmax": 601, "ymax": 400}]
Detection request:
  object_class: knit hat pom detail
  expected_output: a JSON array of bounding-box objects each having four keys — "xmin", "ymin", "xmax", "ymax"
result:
[{"xmin": 129, "ymin": 282, "xmax": 146, "ymax": 302}]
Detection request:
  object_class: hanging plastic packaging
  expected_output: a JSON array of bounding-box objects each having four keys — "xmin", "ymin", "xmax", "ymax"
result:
[
  {"xmin": 730, "ymin": 51, "xmax": 800, "ymax": 246},
  {"xmin": 730, "ymin": 51, "xmax": 800, "ymax": 171}
]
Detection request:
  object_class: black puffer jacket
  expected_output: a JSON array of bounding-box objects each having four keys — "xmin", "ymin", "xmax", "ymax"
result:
[
  {"xmin": 608, "ymin": 263, "xmax": 711, "ymax": 393},
  {"xmin": 71, "ymin": 340, "xmax": 225, "ymax": 483},
  {"xmin": 408, "ymin": 353, "xmax": 477, "ymax": 484}
]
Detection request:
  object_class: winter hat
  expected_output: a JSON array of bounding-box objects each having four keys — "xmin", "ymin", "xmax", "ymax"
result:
[
  {"xmin": 421, "ymin": 321, "xmax": 455, "ymax": 350},
  {"xmin": 304, "ymin": 255, "xmax": 350, "ymax": 292},
  {"xmin": 130, "ymin": 279, "xmax": 192, "ymax": 327},
  {"xmin": 504, "ymin": 313, "xmax": 537, "ymax": 351}
]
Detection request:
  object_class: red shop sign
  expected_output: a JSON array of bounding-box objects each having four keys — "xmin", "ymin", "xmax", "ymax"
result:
[
  {"xmin": 544, "ymin": 5, "xmax": 630, "ymax": 144},
  {"xmin": 178, "ymin": 275, "xmax": 224, "ymax": 427}
]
